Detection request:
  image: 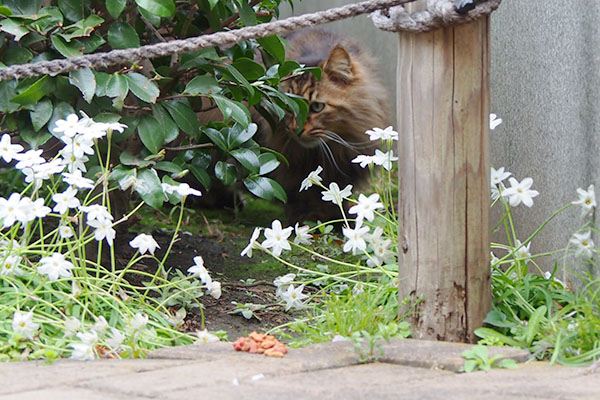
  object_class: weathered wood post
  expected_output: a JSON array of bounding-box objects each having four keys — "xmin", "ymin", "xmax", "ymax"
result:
[{"xmin": 396, "ymin": 1, "xmax": 491, "ymax": 342}]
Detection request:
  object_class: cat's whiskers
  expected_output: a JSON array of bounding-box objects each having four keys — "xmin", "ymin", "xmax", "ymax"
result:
[
  {"xmin": 315, "ymin": 130, "xmax": 374, "ymax": 152},
  {"xmin": 317, "ymin": 138, "xmax": 350, "ymax": 178}
]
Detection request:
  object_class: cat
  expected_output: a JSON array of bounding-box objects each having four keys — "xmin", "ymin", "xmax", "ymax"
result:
[{"xmin": 254, "ymin": 29, "xmax": 390, "ymax": 223}]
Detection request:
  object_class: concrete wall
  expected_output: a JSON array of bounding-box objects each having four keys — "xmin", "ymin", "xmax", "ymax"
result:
[{"xmin": 282, "ymin": 1, "xmax": 599, "ymax": 279}]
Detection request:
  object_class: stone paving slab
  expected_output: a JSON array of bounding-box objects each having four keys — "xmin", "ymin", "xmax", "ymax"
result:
[{"xmin": 0, "ymin": 339, "xmax": 597, "ymax": 400}]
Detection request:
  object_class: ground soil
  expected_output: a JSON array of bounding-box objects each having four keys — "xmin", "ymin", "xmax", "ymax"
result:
[{"xmin": 113, "ymin": 202, "xmax": 294, "ymax": 341}]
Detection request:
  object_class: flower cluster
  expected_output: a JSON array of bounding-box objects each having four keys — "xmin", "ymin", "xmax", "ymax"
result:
[
  {"xmin": 490, "ymin": 167, "xmax": 539, "ymax": 207},
  {"xmin": 187, "ymin": 256, "xmax": 222, "ymax": 299}
]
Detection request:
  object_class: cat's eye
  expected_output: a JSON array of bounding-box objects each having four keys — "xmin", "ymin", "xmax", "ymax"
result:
[{"xmin": 310, "ymin": 101, "xmax": 326, "ymax": 113}]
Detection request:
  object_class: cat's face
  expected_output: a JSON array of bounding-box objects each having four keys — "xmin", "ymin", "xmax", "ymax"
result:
[{"xmin": 281, "ymin": 45, "xmax": 386, "ymax": 150}]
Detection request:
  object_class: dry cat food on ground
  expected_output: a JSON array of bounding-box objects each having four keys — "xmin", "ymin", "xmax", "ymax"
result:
[{"xmin": 232, "ymin": 331, "xmax": 288, "ymax": 357}]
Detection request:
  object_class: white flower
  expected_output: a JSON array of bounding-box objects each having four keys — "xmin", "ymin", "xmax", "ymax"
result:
[
  {"xmin": 167, "ymin": 308, "xmax": 186, "ymax": 328},
  {"xmin": 104, "ymin": 121, "xmax": 128, "ymax": 134},
  {"xmin": 352, "ymin": 283, "xmax": 365, "ymax": 295},
  {"xmin": 59, "ymin": 224, "xmax": 74, "ymax": 239},
  {"xmin": 513, "ymin": 240, "xmax": 531, "ymax": 263},
  {"xmin": 62, "ymin": 170, "xmax": 94, "ymax": 189},
  {"xmin": 342, "ymin": 223, "xmax": 370, "ymax": 255},
  {"xmin": 262, "ymin": 220, "xmax": 293, "ymax": 257},
  {"xmin": 348, "ymin": 193, "xmax": 383, "ymax": 223},
  {"xmin": 80, "ymin": 204, "xmax": 113, "ymax": 223},
  {"xmin": 60, "ymin": 150, "xmax": 88, "ymax": 172},
  {"xmin": 491, "ymin": 185, "xmax": 501, "ymax": 201},
  {"xmin": 293, "ymin": 223, "xmax": 313, "ymax": 245},
  {"xmin": 491, "ymin": 167, "xmax": 511, "ymax": 187},
  {"xmin": 105, "ymin": 328, "xmax": 125, "ymax": 349},
  {"xmin": 208, "ymin": 281, "xmax": 222, "ymax": 299},
  {"xmin": 240, "ymin": 227, "xmax": 262, "ymax": 258},
  {"xmin": 88, "ymin": 218, "xmax": 116, "ymax": 246},
  {"xmin": 543, "ymin": 271, "xmax": 565, "ymax": 287},
  {"xmin": 12, "ymin": 311, "xmax": 40, "ymax": 340},
  {"xmin": 0, "ymin": 193, "xmax": 27, "ymax": 227},
  {"xmin": 351, "ymin": 154, "xmax": 374, "ymax": 168},
  {"xmin": 161, "ymin": 182, "xmax": 202, "ymax": 198},
  {"xmin": 188, "ymin": 256, "xmax": 212, "ymax": 286},
  {"xmin": 76, "ymin": 330, "xmax": 98, "ymax": 346},
  {"xmin": 365, "ymin": 126, "xmax": 398, "ymax": 141},
  {"xmin": 70, "ymin": 342, "xmax": 95, "ymax": 360},
  {"xmin": 38, "ymin": 252, "xmax": 74, "ymax": 281},
  {"xmin": 61, "ymin": 134, "xmax": 95, "ymax": 158},
  {"xmin": 299, "ymin": 165, "xmax": 323, "ymax": 191},
  {"xmin": 371, "ymin": 149, "xmax": 398, "ymax": 171},
  {"xmin": 0, "ymin": 133, "xmax": 23, "ymax": 162},
  {"xmin": 30, "ymin": 198, "xmax": 51, "ymax": 219},
  {"xmin": 53, "ymin": 114, "xmax": 83, "ymax": 138},
  {"xmin": 196, "ymin": 329, "xmax": 219, "ymax": 343},
  {"xmin": 129, "ymin": 233, "xmax": 160, "ymax": 255},
  {"xmin": 92, "ymin": 316, "xmax": 109, "ymax": 336},
  {"xmin": 15, "ymin": 149, "xmax": 45, "ymax": 170},
  {"xmin": 118, "ymin": 174, "xmax": 138, "ymax": 191},
  {"xmin": 367, "ymin": 237, "xmax": 395, "ymax": 267},
  {"xmin": 570, "ymin": 231, "xmax": 595, "ymax": 259},
  {"xmin": 52, "ymin": 187, "xmax": 80, "ymax": 215},
  {"xmin": 280, "ymin": 284, "xmax": 308, "ymax": 311},
  {"xmin": 490, "ymin": 113, "xmax": 503, "ymax": 130},
  {"xmin": 274, "ymin": 273, "xmax": 296, "ymax": 297},
  {"xmin": 0, "ymin": 255, "xmax": 23, "ymax": 276},
  {"xmin": 129, "ymin": 313, "xmax": 149, "ymax": 332},
  {"xmin": 573, "ymin": 185, "xmax": 596, "ymax": 217},
  {"xmin": 502, "ymin": 177, "xmax": 539, "ymax": 207},
  {"xmin": 321, "ymin": 182, "xmax": 352, "ymax": 206},
  {"xmin": 64, "ymin": 317, "xmax": 81, "ymax": 337}
]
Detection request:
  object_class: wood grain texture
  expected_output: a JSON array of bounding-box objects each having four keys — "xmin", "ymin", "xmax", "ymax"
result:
[{"xmin": 396, "ymin": 4, "xmax": 491, "ymax": 342}]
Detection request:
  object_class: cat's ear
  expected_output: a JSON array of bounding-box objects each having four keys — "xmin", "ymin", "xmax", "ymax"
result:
[{"xmin": 324, "ymin": 45, "xmax": 353, "ymax": 83}]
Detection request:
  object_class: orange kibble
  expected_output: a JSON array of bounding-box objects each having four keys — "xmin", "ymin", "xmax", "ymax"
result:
[
  {"xmin": 261, "ymin": 339, "xmax": 276, "ymax": 349},
  {"xmin": 264, "ymin": 349, "xmax": 285, "ymax": 358}
]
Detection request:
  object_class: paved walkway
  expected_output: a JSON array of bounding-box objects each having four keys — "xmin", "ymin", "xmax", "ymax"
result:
[{"xmin": 1, "ymin": 339, "xmax": 598, "ymax": 399}]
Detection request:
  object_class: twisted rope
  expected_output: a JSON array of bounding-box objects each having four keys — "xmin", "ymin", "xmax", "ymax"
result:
[
  {"xmin": 0, "ymin": 0, "xmax": 501, "ymax": 81},
  {"xmin": 0, "ymin": 0, "xmax": 414, "ymax": 81},
  {"xmin": 371, "ymin": 0, "xmax": 501, "ymax": 32}
]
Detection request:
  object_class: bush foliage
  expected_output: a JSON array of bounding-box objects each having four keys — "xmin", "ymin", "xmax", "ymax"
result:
[{"xmin": 0, "ymin": 0, "xmax": 314, "ymax": 206}]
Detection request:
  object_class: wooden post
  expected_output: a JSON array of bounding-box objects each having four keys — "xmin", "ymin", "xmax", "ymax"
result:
[{"xmin": 396, "ymin": 3, "xmax": 491, "ymax": 342}]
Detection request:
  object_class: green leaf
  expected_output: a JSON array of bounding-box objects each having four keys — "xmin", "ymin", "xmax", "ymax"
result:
[
  {"xmin": 126, "ymin": 72, "xmax": 159, "ymax": 103},
  {"xmin": 184, "ymin": 75, "xmax": 221, "ymax": 96},
  {"xmin": 230, "ymin": 148, "xmax": 259, "ymax": 173},
  {"xmin": 120, "ymin": 151, "xmax": 154, "ymax": 168},
  {"xmin": 243, "ymin": 176, "xmax": 287, "ymax": 202},
  {"xmin": 135, "ymin": 0, "xmax": 175, "ymax": 17},
  {"xmin": 82, "ymin": 32, "xmax": 106, "ymax": 53},
  {"xmin": 3, "ymin": 47, "xmax": 33, "ymax": 65},
  {"xmin": 204, "ymin": 128, "xmax": 227, "ymax": 152},
  {"xmin": 138, "ymin": 115, "xmax": 165, "ymax": 154},
  {"xmin": 473, "ymin": 327, "xmax": 521, "ymax": 348},
  {"xmin": 278, "ymin": 60, "xmax": 301, "ymax": 78},
  {"xmin": 152, "ymin": 104, "xmax": 179, "ymax": 143},
  {"xmin": 232, "ymin": 58, "xmax": 265, "ymax": 81},
  {"xmin": 106, "ymin": 0, "xmax": 127, "ymax": 18},
  {"xmin": 217, "ymin": 61, "xmax": 254, "ymax": 96},
  {"xmin": 4, "ymin": 0, "xmax": 42, "ymax": 15},
  {"xmin": 257, "ymin": 36, "xmax": 285, "ymax": 64},
  {"xmin": 207, "ymin": 0, "xmax": 219, "ymax": 9},
  {"xmin": 189, "ymin": 164, "xmax": 211, "ymax": 190},
  {"xmin": 69, "ymin": 68, "xmax": 96, "ymax": 103},
  {"xmin": 215, "ymin": 161, "xmax": 237, "ymax": 185},
  {"xmin": 0, "ymin": 80, "xmax": 20, "ymax": 113},
  {"xmin": 19, "ymin": 126, "xmax": 51, "ymax": 148},
  {"xmin": 496, "ymin": 358, "xmax": 518, "ymax": 370},
  {"xmin": 211, "ymin": 94, "xmax": 250, "ymax": 127},
  {"xmin": 51, "ymin": 35, "xmax": 83, "ymax": 57},
  {"xmin": 58, "ymin": 0, "xmax": 85, "ymax": 22},
  {"xmin": 107, "ymin": 22, "xmax": 140, "ymax": 49},
  {"xmin": 235, "ymin": 0, "xmax": 256, "ymax": 26},
  {"xmin": 155, "ymin": 161, "xmax": 183, "ymax": 174},
  {"xmin": 136, "ymin": 168, "xmax": 164, "ymax": 209},
  {"xmin": 105, "ymin": 73, "xmax": 129, "ymax": 99},
  {"xmin": 227, "ymin": 122, "xmax": 257, "ymax": 148},
  {"xmin": 30, "ymin": 99, "xmax": 53, "ymax": 131},
  {"xmin": 11, "ymin": 76, "xmax": 53, "ymax": 105},
  {"xmin": 258, "ymin": 153, "xmax": 280, "ymax": 175},
  {"xmin": 0, "ymin": 18, "xmax": 29, "ymax": 41},
  {"xmin": 162, "ymin": 99, "xmax": 201, "ymax": 138},
  {"xmin": 0, "ymin": 6, "xmax": 13, "ymax": 16},
  {"xmin": 525, "ymin": 305, "xmax": 546, "ymax": 346},
  {"xmin": 59, "ymin": 15, "xmax": 104, "ymax": 41}
]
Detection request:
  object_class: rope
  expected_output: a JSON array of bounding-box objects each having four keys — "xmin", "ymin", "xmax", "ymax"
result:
[
  {"xmin": 0, "ymin": 0, "xmax": 414, "ymax": 81},
  {"xmin": 371, "ymin": 0, "xmax": 501, "ymax": 32},
  {"xmin": 0, "ymin": 0, "xmax": 501, "ymax": 81}
]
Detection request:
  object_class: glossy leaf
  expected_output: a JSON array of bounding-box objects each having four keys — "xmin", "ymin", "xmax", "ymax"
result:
[
  {"xmin": 231, "ymin": 58, "xmax": 265, "ymax": 81},
  {"xmin": 138, "ymin": 115, "xmax": 165, "ymax": 154},
  {"xmin": 258, "ymin": 153, "xmax": 280, "ymax": 175},
  {"xmin": 135, "ymin": 0, "xmax": 175, "ymax": 17},
  {"xmin": 58, "ymin": 0, "xmax": 84, "ymax": 21},
  {"xmin": 106, "ymin": 0, "xmax": 127, "ymax": 18},
  {"xmin": 0, "ymin": 18, "xmax": 29, "ymax": 41},
  {"xmin": 162, "ymin": 99, "xmax": 201, "ymax": 138},
  {"xmin": 204, "ymin": 128, "xmax": 227, "ymax": 152},
  {"xmin": 152, "ymin": 104, "xmax": 179, "ymax": 143},
  {"xmin": 11, "ymin": 76, "xmax": 54, "ymax": 105},
  {"xmin": 184, "ymin": 75, "xmax": 221, "ymax": 96},
  {"xmin": 189, "ymin": 164, "xmax": 211, "ymax": 190},
  {"xmin": 126, "ymin": 72, "xmax": 159, "ymax": 103},
  {"xmin": 235, "ymin": 0, "xmax": 256, "ymax": 26},
  {"xmin": 257, "ymin": 36, "xmax": 285, "ymax": 64},
  {"xmin": 105, "ymin": 73, "xmax": 129, "ymax": 99},
  {"xmin": 230, "ymin": 148, "xmax": 260, "ymax": 173},
  {"xmin": 136, "ymin": 168, "xmax": 164, "ymax": 209},
  {"xmin": 227, "ymin": 122, "xmax": 257, "ymax": 148},
  {"xmin": 51, "ymin": 35, "xmax": 83, "ymax": 57},
  {"xmin": 211, "ymin": 94, "xmax": 250, "ymax": 127},
  {"xmin": 120, "ymin": 151, "xmax": 154, "ymax": 168},
  {"xmin": 69, "ymin": 68, "xmax": 96, "ymax": 103},
  {"xmin": 243, "ymin": 176, "xmax": 287, "ymax": 202},
  {"xmin": 30, "ymin": 99, "xmax": 53, "ymax": 131},
  {"xmin": 108, "ymin": 22, "xmax": 140, "ymax": 49},
  {"xmin": 215, "ymin": 161, "xmax": 237, "ymax": 185}
]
